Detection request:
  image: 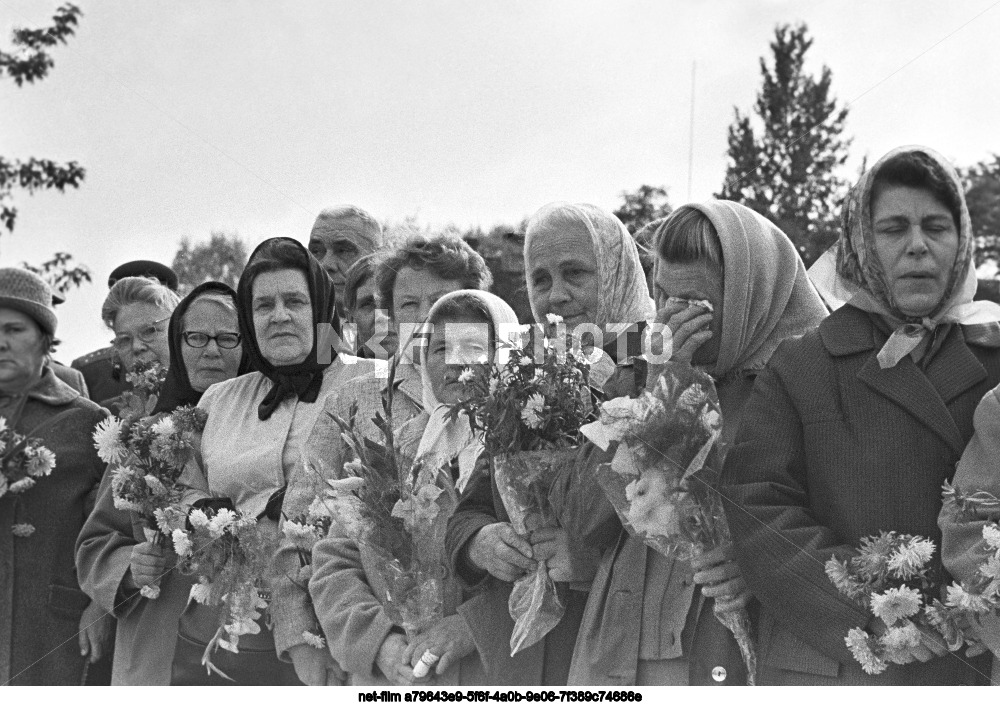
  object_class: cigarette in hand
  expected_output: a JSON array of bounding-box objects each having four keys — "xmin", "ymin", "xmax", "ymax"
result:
[{"xmin": 412, "ymin": 650, "xmax": 440, "ymax": 678}]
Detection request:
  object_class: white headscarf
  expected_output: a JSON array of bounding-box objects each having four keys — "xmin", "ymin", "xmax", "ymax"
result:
[
  {"xmin": 416, "ymin": 290, "xmax": 520, "ymax": 492},
  {"xmin": 524, "ymin": 202, "xmax": 655, "ymax": 329}
]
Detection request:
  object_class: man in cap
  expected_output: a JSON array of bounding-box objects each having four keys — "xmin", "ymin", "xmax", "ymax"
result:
[
  {"xmin": 70, "ymin": 260, "xmax": 178, "ymax": 402},
  {"xmin": 306, "ymin": 206, "xmax": 383, "ymax": 317}
]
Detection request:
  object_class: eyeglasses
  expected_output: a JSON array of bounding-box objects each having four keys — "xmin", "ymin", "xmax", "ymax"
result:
[
  {"xmin": 182, "ymin": 331, "xmax": 242, "ymax": 349},
  {"xmin": 112, "ymin": 316, "xmax": 170, "ymax": 351}
]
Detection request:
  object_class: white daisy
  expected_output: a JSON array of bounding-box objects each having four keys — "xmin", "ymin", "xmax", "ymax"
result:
[{"xmin": 93, "ymin": 416, "xmax": 126, "ymax": 464}]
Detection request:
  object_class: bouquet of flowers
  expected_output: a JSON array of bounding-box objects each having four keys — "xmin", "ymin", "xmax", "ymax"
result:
[
  {"xmin": 281, "ymin": 498, "xmax": 335, "ymax": 649},
  {"xmin": 92, "ymin": 362, "xmax": 205, "ymax": 598},
  {"xmin": 0, "ymin": 415, "xmax": 57, "ymax": 537},
  {"xmin": 450, "ymin": 316, "xmax": 599, "ymax": 655},
  {"xmin": 320, "ymin": 381, "xmax": 460, "ymax": 643},
  {"xmin": 825, "ymin": 531, "xmax": 971, "ymax": 675},
  {"xmin": 165, "ymin": 503, "xmax": 279, "ymax": 679},
  {"xmin": 578, "ymin": 360, "xmax": 756, "ymax": 683}
]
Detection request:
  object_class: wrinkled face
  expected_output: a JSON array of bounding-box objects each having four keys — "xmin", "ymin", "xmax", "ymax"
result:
[
  {"xmin": 526, "ymin": 224, "xmax": 600, "ymax": 327},
  {"xmin": 308, "ymin": 224, "xmax": 364, "ymax": 297},
  {"xmin": 349, "ymin": 277, "xmax": 395, "ymax": 359},
  {"xmin": 653, "ymin": 258, "xmax": 725, "ymax": 366},
  {"xmin": 252, "ymin": 269, "xmax": 314, "ymax": 366},
  {"xmin": 425, "ymin": 315, "xmax": 493, "ymax": 405},
  {"xmin": 0, "ymin": 308, "xmax": 47, "ymax": 393},
  {"xmin": 113, "ymin": 302, "xmax": 173, "ymax": 371},
  {"xmin": 181, "ymin": 298, "xmax": 244, "ymax": 392},
  {"xmin": 871, "ymin": 184, "xmax": 960, "ymax": 318},
  {"xmin": 392, "ymin": 267, "xmax": 465, "ymax": 364}
]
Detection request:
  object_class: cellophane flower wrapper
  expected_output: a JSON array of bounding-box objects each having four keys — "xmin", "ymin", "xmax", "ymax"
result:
[
  {"xmin": 316, "ymin": 369, "xmax": 460, "ymax": 641},
  {"xmin": 0, "ymin": 416, "xmax": 57, "ymax": 535},
  {"xmin": 580, "ymin": 361, "xmax": 757, "ymax": 683},
  {"xmin": 494, "ymin": 449, "xmax": 578, "ymax": 656},
  {"xmin": 825, "ymin": 530, "xmax": 974, "ymax": 675},
  {"xmin": 167, "ymin": 505, "xmax": 279, "ymax": 679}
]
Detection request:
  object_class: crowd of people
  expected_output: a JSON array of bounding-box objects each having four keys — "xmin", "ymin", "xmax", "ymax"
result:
[{"xmin": 3, "ymin": 145, "xmax": 1000, "ymax": 686}]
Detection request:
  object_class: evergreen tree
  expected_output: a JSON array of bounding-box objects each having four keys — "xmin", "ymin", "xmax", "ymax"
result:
[
  {"xmin": 613, "ymin": 185, "xmax": 672, "ymax": 235},
  {"xmin": 717, "ymin": 23, "xmax": 851, "ymax": 266},
  {"xmin": 962, "ymin": 154, "xmax": 1000, "ymax": 269}
]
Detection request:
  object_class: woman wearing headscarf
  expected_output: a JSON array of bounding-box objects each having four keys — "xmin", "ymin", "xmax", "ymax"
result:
[
  {"xmin": 176, "ymin": 238, "xmax": 382, "ymax": 685},
  {"xmin": 0, "ymin": 268, "xmax": 110, "ymax": 685},
  {"xmin": 563, "ymin": 201, "xmax": 828, "ymax": 685},
  {"xmin": 271, "ymin": 233, "xmax": 492, "ymax": 683},
  {"xmin": 445, "ymin": 203, "xmax": 654, "ymax": 685},
  {"xmin": 75, "ymin": 282, "xmax": 250, "ymax": 685},
  {"xmin": 722, "ymin": 145, "xmax": 1000, "ymax": 685},
  {"xmin": 306, "ymin": 290, "xmax": 517, "ymax": 686}
]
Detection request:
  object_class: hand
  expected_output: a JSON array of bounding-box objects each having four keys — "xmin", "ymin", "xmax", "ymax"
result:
[
  {"xmin": 78, "ymin": 601, "xmax": 114, "ymax": 663},
  {"xmin": 691, "ymin": 542, "xmax": 750, "ymax": 614},
  {"xmin": 288, "ymin": 643, "xmax": 346, "ymax": 685},
  {"xmin": 653, "ymin": 300, "xmax": 713, "ymax": 366},
  {"xmin": 376, "ymin": 633, "xmax": 425, "ymax": 686},
  {"xmin": 870, "ymin": 618, "xmax": 950, "ymax": 663},
  {"xmin": 529, "ymin": 526, "xmax": 596, "ymax": 583},
  {"xmin": 467, "ymin": 523, "xmax": 536, "ymax": 583},
  {"xmin": 403, "ymin": 614, "xmax": 477, "ymax": 677},
  {"xmin": 127, "ymin": 540, "xmax": 168, "ymax": 590}
]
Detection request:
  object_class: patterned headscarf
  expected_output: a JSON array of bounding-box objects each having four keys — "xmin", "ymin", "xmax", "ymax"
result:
[
  {"xmin": 811, "ymin": 145, "xmax": 1000, "ymax": 368},
  {"xmin": 524, "ymin": 202, "xmax": 655, "ymax": 329}
]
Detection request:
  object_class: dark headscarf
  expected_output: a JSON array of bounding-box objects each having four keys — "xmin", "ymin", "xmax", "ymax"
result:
[
  {"xmin": 152, "ymin": 281, "xmax": 252, "ymax": 414},
  {"xmin": 236, "ymin": 237, "xmax": 340, "ymax": 420}
]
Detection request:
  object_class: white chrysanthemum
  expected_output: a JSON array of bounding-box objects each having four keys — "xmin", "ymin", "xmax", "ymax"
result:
[
  {"xmin": 140, "ymin": 584, "xmax": 161, "ymax": 600},
  {"xmin": 190, "ymin": 580, "xmax": 213, "ymax": 604},
  {"xmin": 870, "ymin": 586, "xmax": 923, "ymax": 625},
  {"xmin": 946, "ymin": 583, "xmax": 992, "ymax": 614},
  {"xmin": 824, "ymin": 557, "xmax": 862, "ymax": 598},
  {"xmin": 980, "ymin": 556, "xmax": 1000, "ymax": 581},
  {"xmin": 150, "ymin": 416, "xmax": 176, "ymax": 441},
  {"xmin": 488, "ymin": 377, "xmax": 499, "ymax": 395},
  {"xmin": 25, "ymin": 446, "xmax": 56, "ymax": 477},
  {"xmin": 887, "ymin": 536, "xmax": 935, "ymax": 579},
  {"xmin": 458, "ymin": 368, "xmax": 475, "ymax": 384},
  {"xmin": 93, "ymin": 416, "xmax": 126, "ymax": 464},
  {"xmin": 172, "ymin": 528, "xmax": 193, "ymax": 557},
  {"xmin": 845, "ymin": 628, "xmax": 887, "ymax": 675},
  {"xmin": 302, "ymin": 631, "xmax": 326, "ymax": 649},
  {"xmin": 207, "ymin": 508, "xmax": 237, "ymax": 538},
  {"xmin": 880, "ymin": 622, "xmax": 922, "ymax": 663},
  {"xmin": 112, "ymin": 496, "xmax": 143, "ymax": 513},
  {"xmin": 545, "ymin": 313, "xmax": 563, "ymax": 325},
  {"xmin": 188, "ymin": 508, "xmax": 210, "ymax": 530},
  {"xmin": 983, "ymin": 523, "xmax": 1000, "ymax": 551},
  {"xmin": 8, "ymin": 477, "xmax": 36, "ymax": 494},
  {"xmin": 520, "ymin": 393, "xmax": 546, "ymax": 430}
]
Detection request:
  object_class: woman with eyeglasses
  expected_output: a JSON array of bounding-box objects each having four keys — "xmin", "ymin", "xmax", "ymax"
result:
[
  {"xmin": 99, "ymin": 276, "xmax": 180, "ymax": 409},
  {"xmin": 76, "ymin": 282, "xmax": 251, "ymax": 685}
]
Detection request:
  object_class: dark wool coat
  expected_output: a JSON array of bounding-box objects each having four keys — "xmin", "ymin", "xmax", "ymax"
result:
[
  {"xmin": 721, "ymin": 305, "xmax": 1000, "ymax": 685},
  {"xmin": 0, "ymin": 369, "xmax": 107, "ymax": 685},
  {"xmin": 445, "ymin": 454, "xmax": 588, "ymax": 686}
]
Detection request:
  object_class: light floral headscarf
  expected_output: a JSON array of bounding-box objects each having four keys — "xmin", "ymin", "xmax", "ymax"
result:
[
  {"xmin": 524, "ymin": 202, "xmax": 655, "ymax": 328},
  {"xmin": 811, "ymin": 145, "xmax": 1000, "ymax": 368}
]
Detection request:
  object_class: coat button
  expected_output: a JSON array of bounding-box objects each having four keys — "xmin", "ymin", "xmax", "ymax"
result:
[{"xmin": 712, "ymin": 666, "xmax": 727, "ymax": 682}]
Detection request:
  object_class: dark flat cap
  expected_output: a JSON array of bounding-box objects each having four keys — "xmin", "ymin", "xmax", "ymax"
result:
[{"xmin": 108, "ymin": 260, "xmax": 179, "ymax": 291}]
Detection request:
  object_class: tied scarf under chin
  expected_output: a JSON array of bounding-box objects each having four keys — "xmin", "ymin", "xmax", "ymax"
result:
[{"xmin": 236, "ymin": 237, "xmax": 340, "ymax": 420}]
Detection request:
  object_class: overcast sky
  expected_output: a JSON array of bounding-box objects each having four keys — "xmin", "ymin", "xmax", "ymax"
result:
[{"xmin": 2, "ymin": 0, "xmax": 999, "ymax": 361}]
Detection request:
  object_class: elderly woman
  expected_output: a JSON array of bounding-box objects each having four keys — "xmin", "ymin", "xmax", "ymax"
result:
[
  {"xmin": 306, "ymin": 290, "xmax": 518, "ymax": 686},
  {"xmin": 445, "ymin": 202, "xmax": 655, "ymax": 685},
  {"xmin": 342, "ymin": 254, "xmax": 396, "ymax": 359},
  {"xmin": 273, "ymin": 233, "xmax": 493, "ymax": 684},
  {"xmin": 176, "ymin": 238, "xmax": 381, "ymax": 685},
  {"xmin": 722, "ymin": 145, "xmax": 1000, "ymax": 685},
  {"xmin": 0, "ymin": 268, "xmax": 110, "ymax": 685},
  {"xmin": 101, "ymin": 276, "xmax": 181, "ymax": 408},
  {"xmin": 307, "ymin": 205, "xmax": 383, "ymax": 317},
  {"xmin": 564, "ymin": 201, "xmax": 827, "ymax": 685},
  {"xmin": 75, "ymin": 282, "xmax": 250, "ymax": 685}
]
